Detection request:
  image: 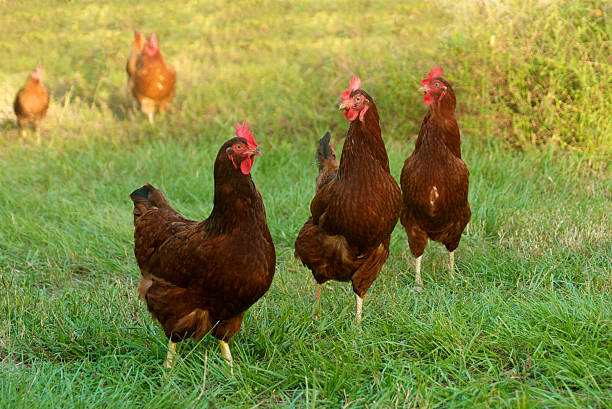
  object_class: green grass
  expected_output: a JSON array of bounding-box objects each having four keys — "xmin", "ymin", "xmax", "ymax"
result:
[
  {"xmin": 441, "ymin": 0, "xmax": 612, "ymax": 157},
  {"xmin": 1, "ymin": 0, "xmax": 611, "ymax": 408}
]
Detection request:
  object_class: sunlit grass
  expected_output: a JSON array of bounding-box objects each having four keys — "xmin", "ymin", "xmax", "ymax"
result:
[{"xmin": 441, "ymin": 0, "xmax": 612, "ymax": 158}]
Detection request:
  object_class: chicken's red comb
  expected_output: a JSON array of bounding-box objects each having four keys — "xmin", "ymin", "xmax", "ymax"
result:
[
  {"xmin": 421, "ymin": 66, "xmax": 444, "ymax": 85},
  {"xmin": 235, "ymin": 121, "xmax": 257, "ymax": 147},
  {"xmin": 144, "ymin": 33, "xmax": 160, "ymax": 56},
  {"xmin": 349, "ymin": 76, "xmax": 361, "ymax": 92},
  {"xmin": 31, "ymin": 66, "xmax": 42, "ymax": 80},
  {"xmin": 149, "ymin": 33, "xmax": 158, "ymax": 49},
  {"xmin": 341, "ymin": 76, "xmax": 362, "ymax": 101}
]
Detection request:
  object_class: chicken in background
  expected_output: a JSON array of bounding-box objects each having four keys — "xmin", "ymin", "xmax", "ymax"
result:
[
  {"xmin": 294, "ymin": 77, "xmax": 401, "ymax": 323},
  {"xmin": 130, "ymin": 122, "xmax": 275, "ymax": 371},
  {"xmin": 126, "ymin": 29, "xmax": 146, "ymax": 91},
  {"xmin": 400, "ymin": 67, "xmax": 471, "ymax": 289},
  {"xmin": 130, "ymin": 33, "xmax": 176, "ymax": 123},
  {"xmin": 13, "ymin": 65, "xmax": 49, "ymax": 137}
]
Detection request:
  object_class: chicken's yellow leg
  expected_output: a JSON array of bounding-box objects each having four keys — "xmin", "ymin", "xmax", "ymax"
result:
[
  {"xmin": 163, "ymin": 341, "xmax": 176, "ymax": 369},
  {"xmin": 414, "ymin": 255, "xmax": 423, "ymax": 291},
  {"xmin": 355, "ymin": 294, "xmax": 364, "ymax": 324},
  {"xmin": 313, "ymin": 282, "xmax": 322, "ymax": 320},
  {"xmin": 217, "ymin": 339, "xmax": 233, "ymax": 374},
  {"xmin": 314, "ymin": 282, "xmax": 322, "ymax": 302},
  {"xmin": 449, "ymin": 251, "xmax": 455, "ymax": 280}
]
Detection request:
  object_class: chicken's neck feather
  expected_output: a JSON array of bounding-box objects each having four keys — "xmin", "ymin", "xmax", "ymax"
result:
[
  {"xmin": 415, "ymin": 103, "xmax": 462, "ymax": 159},
  {"xmin": 25, "ymin": 78, "xmax": 43, "ymax": 91},
  {"xmin": 425, "ymin": 89, "xmax": 461, "ymax": 158},
  {"xmin": 202, "ymin": 159, "xmax": 264, "ymax": 235},
  {"xmin": 338, "ymin": 102, "xmax": 391, "ymax": 175}
]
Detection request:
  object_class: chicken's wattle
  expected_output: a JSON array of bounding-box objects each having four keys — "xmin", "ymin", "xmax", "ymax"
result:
[
  {"xmin": 344, "ymin": 108, "xmax": 359, "ymax": 121},
  {"xmin": 423, "ymin": 92, "xmax": 435, "ymax": 106},
  {"xmin": 240, "ymin": 156, "xmax": 254, "ymax": 175}
]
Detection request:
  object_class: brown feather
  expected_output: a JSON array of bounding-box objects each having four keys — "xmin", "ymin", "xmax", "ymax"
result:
[
  {"xmin": 130, "ymin": 39, "xmax": 176, "ymax": 116},
  {"xmin": 295, "ymin": 92, "xmax": 401, "ymax": 298},
  {"xmin": 400, "ymin": 78, "xmax": 471, "ymax": 257},
  {"xmin": 13, "ymin": 73, "xmax": 49, "ymax": 132},
  {"xmin": 131, "ymin": 138, "xmax": 275, "ymax": 343},
  {"xmin": 315, "ymin": 131, "xmax": 339, "ymax": 191}
]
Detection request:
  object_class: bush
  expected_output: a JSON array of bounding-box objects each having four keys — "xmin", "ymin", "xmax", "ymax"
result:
[{"xmin": 442, "ymin": 0, "xmax": 611, "ymax": 158}]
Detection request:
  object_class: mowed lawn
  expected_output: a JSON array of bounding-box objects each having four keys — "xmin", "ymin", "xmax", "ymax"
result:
[{"xmin": 1, "ymin": 1, "xmax": 611, "ymax": 408}]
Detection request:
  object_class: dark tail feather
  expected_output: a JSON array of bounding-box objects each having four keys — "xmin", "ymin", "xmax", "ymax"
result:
[
  {"xmin": 317, "ymin": 131, "xmax": 334, "ymax": 166},
  {"xmin": 315, "ymin": 131, "xmax": 338, "ymax": 191},
  {"xmin": 130, "ymin": 183, "xmax": 168, "ymax": 224}
]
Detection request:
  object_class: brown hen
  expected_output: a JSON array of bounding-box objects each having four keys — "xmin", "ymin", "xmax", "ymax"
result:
[
  {"xmin": 400, "ymin": 67, "xmax": 471, "ymax": 289},
  {"xmin": 295, "ymin": 77, "xmax": 401, "ymax": 323},
  {"xmin": 130, "ymin": 122, "xmax": 275, "ymax": 371},
  {"xmin": 13, "ymin": 65, "xmax": 49, "ymax": 136},
  {"xmin": 130, "ymin": 33, "xmax": 176, "ymax": 123}
]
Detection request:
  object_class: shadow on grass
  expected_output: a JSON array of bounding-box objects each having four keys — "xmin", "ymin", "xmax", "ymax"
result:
[
  {"xmin": 0, "ymin": 118, "xmax": 21, "ymax": 142},
  {"xmin": 1, "ymin": 117, "xmax": 18, "ymax": 131},
  {"xmin": 49, "ymin": 76, "xmax": 141, "ymax": 122},
  {"xmin": 106, "ymin": 91, "xmax": 134, "ymax": 121}
]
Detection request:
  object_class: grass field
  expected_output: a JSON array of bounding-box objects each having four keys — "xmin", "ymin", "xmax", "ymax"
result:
[{"xmin": 1, "ymin": 0, "xmax": 611, "ymax": 408}]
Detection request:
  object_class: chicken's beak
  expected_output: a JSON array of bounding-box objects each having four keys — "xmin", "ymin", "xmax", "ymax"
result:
[
  {"xmin": 418, "ymin": 85, "xmax": 429, "ymax": 93},
  {"xmin": 248, "ymin": 147, "xmax": 262, "ymax": 157},
  {"xmin": 338, "ymin": 101, "xmax": 350, "ymax": 110}
]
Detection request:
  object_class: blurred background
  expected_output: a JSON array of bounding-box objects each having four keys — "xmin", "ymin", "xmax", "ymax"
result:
[{"xmin": 1, "ymin": 0, "xmax": 610, "ymax": 158}]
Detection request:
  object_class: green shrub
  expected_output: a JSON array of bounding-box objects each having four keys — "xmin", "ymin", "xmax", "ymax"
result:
[{"xmin": 442, "ymin": 0, "xmax": 611, "ymax": 158}]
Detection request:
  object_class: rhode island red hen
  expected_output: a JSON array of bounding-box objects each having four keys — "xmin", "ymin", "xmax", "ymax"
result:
[
  {"xmin": 13, "ymin": 65, "xmax": 49, "ymax": 136},
  {"xmin": 130, "ymin": 122, "xmax": 275, "ymax": 371},
  {"xmin": 130, "ymin": 33, "xmax": 176, "ymax": 123},
  {"xmin": 295, "ymin": 76, "xmax": 401, "ymax": 323},
  {"xmin": 400, "ymin": 67, "xmax": 471, "ymax": 289}
]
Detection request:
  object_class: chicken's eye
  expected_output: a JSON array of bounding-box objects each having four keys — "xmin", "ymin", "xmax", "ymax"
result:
[
  {"xmin": 434, "ymin": 82, "xmax": 440, "ymax": 87},
  {"xmin": 235, "ymin": 144, "xmax": 244, "ymax": 150},
  {"xmin": 354, "ymin": 96, "xmax": 361, "ymax": 102}
]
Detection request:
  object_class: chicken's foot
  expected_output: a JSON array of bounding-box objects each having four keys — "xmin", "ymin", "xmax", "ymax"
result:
[
  {"xmin": 163, "ymin": 341, "xmax": 177, "ymax": 369},
  {"xmin": 313, "ymin": 282, "xmax": 322, "ymax": 320},
  {"xmin": 217, "ymin": 339, "xmax": 233, "ymax": 374},
  {"xmin": 148, "ymin": 112, "xmax": 154, "ymax": 124},
  {"xmin": 414, "ymin": 255, "xmax": 423, "ymax": 291},
  {"xmin": 449, "ymin": 251, "xmax": 455, "ymax": 280},
  {"xmin": 355, "ymin": 294, "xmax": 363, "ymax": 324}
]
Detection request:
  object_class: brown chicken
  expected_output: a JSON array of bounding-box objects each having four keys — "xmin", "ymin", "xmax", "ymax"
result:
[
  {"xmin": 126, "ymin": 29, "xmax": 146, "ymax": 91},
  {"xmin": 400, "ymin": 67, "xmax": 471, "ymax": 289},
  {"xmin": 130, "ymin": 33, "xmax": 176, "ymax": 123},
  {"xmin": 130, "ymin": 122, "xmax": 275, "ymax": 371},
  {"xmin": 294, "ymin": 76, "xmax": 401, "ymax": 323},
  {"xmin": 13, "ymin": 65, "xmax": 49, "ymax": 136}
]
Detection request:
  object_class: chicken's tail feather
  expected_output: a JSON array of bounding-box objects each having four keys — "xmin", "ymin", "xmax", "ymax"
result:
[
  {"xmin": 130, "ymin": 183, "xmax": 169, "ymax": 224},
  {"xmin": 317, "ymin": 131, "xmax": 334, "ymax": 162},
  {"xmin": 316, "ymin": 131, "xmax": 338, "ymax": 191}
]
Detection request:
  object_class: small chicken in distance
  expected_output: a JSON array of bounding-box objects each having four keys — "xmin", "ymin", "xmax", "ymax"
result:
[
  {"xmin": 13, "ymin": 65, "xmax": 49, "ymax": 136},
  {"xmin": 130, "ymin": 33, "xmax": 176, "ymax": 123},
  {"xmin": 126, "ymin": 29, "xmax": 146, "ymax": 91},
  {"xmin": 400, "ymin": 67, "xmax": 471, "ymax": 289},
  {"xmin": 130, "ymin": 122, "xmax": 275, "ymax": 372}
]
